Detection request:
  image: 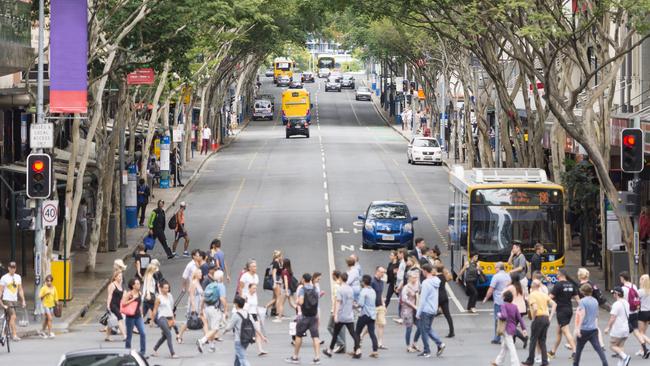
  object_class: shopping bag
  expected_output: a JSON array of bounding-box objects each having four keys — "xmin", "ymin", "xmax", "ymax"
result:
[
  {"xmin": 289, "ymin": 319, "xmax": 297, "ymax": 336},
  {"xmin": 18, "ymin": 308, "xmax": 29, "ymax": 327}
]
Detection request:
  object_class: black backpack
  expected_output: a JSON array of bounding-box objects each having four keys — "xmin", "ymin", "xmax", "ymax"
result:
[
  {"xmin": 301, "ymin": 287, "xmax": 319, "ymax": 317},
  {"xmin": 168, "ymin": 211, "xmax": 177, "ymax": 230},
  {"xmin": 238, "ymin": 312, "xmax": 256, "ymax": 346}
]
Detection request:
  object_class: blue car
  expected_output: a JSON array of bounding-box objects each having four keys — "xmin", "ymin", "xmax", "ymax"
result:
[{"xmin": 358, "ymin": 201, "xmax": 418, "ymax": 250}]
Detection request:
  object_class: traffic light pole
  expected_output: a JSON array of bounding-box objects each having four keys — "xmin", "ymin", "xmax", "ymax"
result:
[{"xmin": 33, "ymin": 0, "xmax": 46, "ymax": 318}]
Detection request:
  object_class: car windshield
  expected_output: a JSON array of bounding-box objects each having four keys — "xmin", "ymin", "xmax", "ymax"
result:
[
  {"xmin": 328, "ymin": 78, "xmax": 338, "ymax": 83},
  {"xmin": 413, "ymin": 139, "xmax": 439, "ymax": 147},
  {"xmin": 254, "ymin": 102, "xmax": 270, "ymax": 109},
  {"xmin": 320, "ymin": 68, "xmax": 329, "ymax": 73},
  {"xmin": 343, "ymin": 76, "xmax": 353, "ymax": 80},
  {"xmin": 368, "ymin": 204, "xmax": 409, "ymax": 219},
  {"xmin": 289, "ymin": 119, "xmax": 306, "ymax": 124},
  {"xmin": 60, "ymin": 354, "xmax": 142, "ymax": 366},
  {"xmin": 358, "ymin": 87, "xmax": 369, "ymax": 92}
]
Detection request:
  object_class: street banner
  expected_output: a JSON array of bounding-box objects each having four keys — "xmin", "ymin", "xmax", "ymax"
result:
[
  {"xmin": 127, "ymin": 68, "xmax": 155, "ymax": 85},
  {"xmin": 50, "ymin": 0, "xmax": 88, "ymax": 113}
]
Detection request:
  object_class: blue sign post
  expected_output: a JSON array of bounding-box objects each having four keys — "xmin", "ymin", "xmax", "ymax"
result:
[
  {"xmin": 159, "ymin": 135, "xmax": 170, "ymax": 188},
  {"xmin": 125, "ymin": 164, "xmax": 138, "ymax": 228}
]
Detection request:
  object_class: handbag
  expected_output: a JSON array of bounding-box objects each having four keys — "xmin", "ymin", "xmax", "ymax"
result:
[
  {"xmin": 120, "ymin": 298, "xmax": 138, "ymax": 317},
  {"xmin": 99, "ymin": 310, "xmax": 110, "ymax": 326},
  {"xmin": 143, "ymin": 235, "xmax": 155, "ymax": 251},
  {"xmin": 496, "ymin": 318, "xmax": 506, "ymax": 336},
  {"xmin": 289, "ymin": 319, "xmax": 297, "ymax": 336},
  {"xmin": 54, "ymin": 302, "xmax": 62, "ymax": 318},
  {"xmin": 186, "ymin": 311, "xmax": 204, "ymax": 330},
  {"xmin": 263, "ymin": 265, "xmax": 274, "ymax": 291}
]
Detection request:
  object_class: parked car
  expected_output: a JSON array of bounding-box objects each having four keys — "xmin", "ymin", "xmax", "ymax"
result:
[
  {"xmin": 355, "ymin": 86, "xmax": 372, "ymax": 101},
  {"xmin": 286, "ymin": 117, "xmax": 310, "ymax": 138},
  {"xmin": 257, "ymin": 94, "xmax": 275, "ymax": 111},
  {"xmin": 264, "ymin": 68, "xmax": 274, "ymax": 77},
  {"xmin": 288, "ymin": 81, "xmax": 304, "ymax": 89},
  {"xmin": 407, "ymin": 137, "xmax": 443, "ymax": 165},
  {"xmin": 318, "ymin": 68, "xmax": 331, "ymax": 78},
  {"xmin": 301, "ymin": 72, "xmax": 315, "ymax": 83},
  {"xmin": 341, "ymin": 75, "xmax": 355, "ymax": 88},
  {"xmin": 277, "ymin": 75, "xmax": 291, "ymax": 87},
  {"xmin": 57, "ymin": 349, "xmax": 150, "ymax": 366},
  {"xmin": 358, "ymin": 201, "xmax": 418, "ymax": 250},
  {"xmin": 252, "ymin": 99, "xmax": 274, "ymax": 120},
  {"xmin": 325, "ymin": 77, "xmax": 341, "ymax": 92}
]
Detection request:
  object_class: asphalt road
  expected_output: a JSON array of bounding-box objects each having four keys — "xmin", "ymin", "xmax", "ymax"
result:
[{"xmin": 2, "ymin": 76, "xmax": 622, "ymax": 365}]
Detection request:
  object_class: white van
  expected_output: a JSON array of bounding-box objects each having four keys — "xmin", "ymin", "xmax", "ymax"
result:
[{"xmin": 253, "ymin": 99, "xmax": 274, "ymax": 120}]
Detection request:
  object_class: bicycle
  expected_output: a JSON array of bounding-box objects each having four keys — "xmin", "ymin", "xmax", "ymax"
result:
[{"xmin": 0, "ymin": 308, "xmax": 10, "ymax": 353}]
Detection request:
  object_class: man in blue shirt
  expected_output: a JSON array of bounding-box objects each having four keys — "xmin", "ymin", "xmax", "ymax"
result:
[
  {"xmin": 573, "ymin": 283, "xmax": 607, "ymax": 366},
  {"xmin": 483, "ymin": 262, "xmax": 511, "ymax": 344},
  {"xmin": 356, "ymin": 275, "xmax": 379, "ymax": 358},
  {"xmin": 416, "ymin": 263, "xmax": 446, "ymax": 358},
  {"xmin": 136, "ymin": 178, "xmax": 151, "ymax": 226}
]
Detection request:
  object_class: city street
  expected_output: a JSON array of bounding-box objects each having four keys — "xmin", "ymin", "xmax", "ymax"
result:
[{"xmin": 2, "ymin": 77, "xmax": 618, "ymax": 365}]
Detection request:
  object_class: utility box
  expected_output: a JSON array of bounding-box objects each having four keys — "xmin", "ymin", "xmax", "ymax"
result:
[
  {"xmin": 51, "ymin": 258, "xmax": 72, "ymax": 301},
  {"xmin": 610, "ymin": 250, "xmax": 630, "ymax": 288}
]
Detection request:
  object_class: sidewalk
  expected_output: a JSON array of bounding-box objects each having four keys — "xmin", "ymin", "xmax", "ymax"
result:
[{"xmin": 10, "ymin": 120, "xmax": 249, "ymax": 338}]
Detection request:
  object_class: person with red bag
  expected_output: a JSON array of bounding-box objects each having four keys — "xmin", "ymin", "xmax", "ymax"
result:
[{"xmin": 121, "ymin": 278, "xmax": 146, "ymax": 355}]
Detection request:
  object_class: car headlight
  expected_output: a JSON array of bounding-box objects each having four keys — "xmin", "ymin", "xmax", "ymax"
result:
[
  {"xmin": 403, "ymin": 223, "xmax": 413, "ymax": 233},
  {"xmin": 365, "ymin": 221, "xmax": 375, "ymax": 231}
]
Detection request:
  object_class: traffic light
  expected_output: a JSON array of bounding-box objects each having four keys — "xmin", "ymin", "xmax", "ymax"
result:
[
  {"xmin": 621, "ymin": 128, "xmax": 644, "ymax": 173},
  {"xmin": 15, "ymin": 195, "xmax": 33, "ymax": 230},
  {"xmin": 26, "ymin": 153, "xmax": 52, "ymax": 199}
]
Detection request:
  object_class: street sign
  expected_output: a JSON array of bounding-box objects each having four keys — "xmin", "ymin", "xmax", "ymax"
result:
[
  {"xmin": 30, "ymin": 123, "xmax": 53, "ymax": 148},
  {"xmin": 173, "ymin": 126, "xmax": 183, "ymax": 142},
  {"xmin": 42, "ymin": 200, "xmax": 58, "ymax": 227},
  {"xmin": 127, "ymin": 68, "xmax": 155, "ymax": 85}
]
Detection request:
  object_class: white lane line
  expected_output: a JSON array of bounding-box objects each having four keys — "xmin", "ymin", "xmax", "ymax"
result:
[
  {"xmin": 322, "ymin": 163, "xmax": 326, "ymax": 170},
  {"xmin": 324, "ymin": 193, "xmax": 329, "ymax": 201},
  {"xmin": 446, "ymin": 282, "xmax": 466, "ymax": 313},
  {"xmin": 326, "ymin": 231, "xmax": 335, "ymax": 276},
  {"xmin": 247, "ymin": 151, "xmax": 258, "ymax": 170},
  {"xmin": 324, "ymin": 181, "xmax": 327, "ymax": 189},
  {"xmin": 323, "ymin": 172, "xmax": 327, "ymax": 179},
  {"xmin": 326, "ymin": 218, "xmax": 331, "ymax": 228},
  {"xmin": 325, "ymin": 204, "xmax": 330, "ymax": 214},
  {"xmin": 217, "ymin": 177, "xmax": 246, "ymax": 239}
]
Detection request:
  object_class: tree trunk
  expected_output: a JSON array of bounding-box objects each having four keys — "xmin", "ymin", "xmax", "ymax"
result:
[
  {"xmin": 140, "ymin": 60, "xmax": 171, "ymax": 179},
  {"xmin": 62, "ymin": 117, "xmax": 80, "ymax": 255}
]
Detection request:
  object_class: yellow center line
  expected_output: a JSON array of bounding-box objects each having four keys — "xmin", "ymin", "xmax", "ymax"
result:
[
  {"xmin": 217, "ymin": 177, "xmax": 246, "ymax": 239},
  {"xmin": 400, "ymin": 171, "xmax": 448, "ymax": 245}
]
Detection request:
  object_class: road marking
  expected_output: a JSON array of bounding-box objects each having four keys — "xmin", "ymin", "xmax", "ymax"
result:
[
  {"xmin": 247, "ymin": 151, "xmax": 258, "ymax": 170},
  {"xmin": 325, "ymin": 204, "xmax": 330, "ymax": 214},
  {"xmin": 324, "ymin": 193, "xmax": 329, "ymax": 201},
  {"xmin": 326, "ymin": 218, "xmax": 331, "ymax": 228},
  {"xmin": 323, "ymin": 181, "xmax": 327, "ymax": 189},
  {"xmin": 326, "ymin": 231, "xmax": 335, "ymax": 275},
  {"xmin": 392, "ymin": 158, "xmax": 399, "ymax": 167},
  {"xmin": 446, "ymin": 282, "xmax": 466, "ymax": 313},
  {"xmin": 217, "ymin": 177, "xmax": 246, "ymax": 239},
  {"xmin": 323, "ymin": 172, "xmax": 327, "ymax": 179},
  {"xmin": 400, "ymin": 171, "xmax": 448, "ymax": 246}
]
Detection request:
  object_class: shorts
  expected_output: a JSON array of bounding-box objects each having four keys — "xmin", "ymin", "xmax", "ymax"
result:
[
  {"xmin": 43, "ymin": 306, "xmax": 54, "ymax": 316},
  {"xmin": 204, "ymin": 306, "xmax": 223, "ymax": 330},
  {"xmin": 376, "ymin": 306, "xmax": 386, "ymax": 326},
  {"xmin": 556, "ymin": 307, "xmax": 573, "ymax": 327},
  {"xmin": 629, "ymin": 312, "xmax": 640, "ymax": 330},
  {"xmin": 639, "ymin": 311, "xmax": 650, "ymax": 322},
  {"xmin": 175, "ymin": 229, "xmax": 187, "ymax": 240},
  {"xmin": 610, "ymin": 337, "xmax": 628, "ymax": 347},
  {"xmin": 295, "ymin": 315, "xmax": 319, "ymax": 338},
  {"xmin": 4, "ymin": 300, "xmax": 17, "ymax": 317}
]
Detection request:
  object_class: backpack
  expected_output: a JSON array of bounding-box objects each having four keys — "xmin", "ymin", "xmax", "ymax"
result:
[
  {"xmin": 204, "ymin": 282, "xmax": 221, "ymax": 306},
  {"xmin": 238, "ymin": 312, "xmax": 256, "ymax": 346},
  {"xmin": 168, "ymin": 212, "xmax": 178, "ymax": 230},
  {"xmin": 301, "ymin": 287, "xmax": 319, "ymax": 317},
  {"xmin": 590, "ymin": 281, "xmax": 606, "ymax": 306},
  {"xmin": 627, "ymin": 285, "xmax": 641, "ymax": 312}
]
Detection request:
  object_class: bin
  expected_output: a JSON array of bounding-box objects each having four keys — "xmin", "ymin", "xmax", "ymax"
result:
[{"xmin": 51, "ymin": 258, "xmax": 72, "ymax": 301}]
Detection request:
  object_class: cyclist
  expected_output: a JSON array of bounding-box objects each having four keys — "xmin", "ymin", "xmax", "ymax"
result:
[{"xmin": 0, "ymin": 262, "xmax": 26, "ymax": 341}]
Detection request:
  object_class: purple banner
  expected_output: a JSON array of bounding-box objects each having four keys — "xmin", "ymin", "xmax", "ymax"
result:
[{"xmin": 50, "ymin": 0, "xmax": 87, "ymax": 113}]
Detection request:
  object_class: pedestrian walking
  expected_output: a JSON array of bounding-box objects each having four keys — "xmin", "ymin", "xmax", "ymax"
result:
[
  {"xmin": 483, "ymin": 261, "xmax": 511, "ymax": 344},
  {"xmin": 243, "ymin": 283, "xmax": 268, "ymax": 356},
  {"xmin": 416, "ymin": 263, "xmax": 446, "ymax": 358},
  {"xmin": 151, "ymin": 280, "xmax": 178, "ymax": 359},
  {"xmin": 638, "ymin": 274, "xmax": 650, "ymax": 356},
  {"xmin": 197, "ymin": 270, "xmax": 228, "ymax": 352},
  {"xmin": 122, "ymin": 278, "xmax": 146, "ymax": 355},
  {"xmin": 522, "ymin": 279, "xmax": 556, "ymax": 366},
  {"xmin": 323, "ymin": 272, "xmax": 361, "ymax": 359},
  {"xmin": 458, "ymin": 252, "xmax": 481, "ymax": 313},
  {"xmin": 327, "ymin": 270, "xmax": 346, "ymax": 354},
  {"xmin": 619, "ymin": 271, "xmax": 650, "ymax": 357},
  {"xmin": 172, "ymin": 202, "xmax": 190, "ymax": 258},
  {"xmin": 114, "ymin": 258, "xmax": 128, "ymax": 273},
  {"xmin": 576, "ymin": 268, "xmax": 606, "ymax": 349},
  {"xmin": 105, "ymin": 271, "xmax": 127, "ymax": 342},
  {"xmin": 0, "ymin": 261, "xmax": 26, "ymax": 341},
  {"xmin": 572, "ymin": 283, "xmax": 607, "ymax": 366},
  {"xmin": 181, "ymin": 249, "xmax": 202, "ymax": 293},
  {"xmin": 178, "ymin": 269, "xmax": 205, "ymax": 343},
  {"xmin": 409, "ymin": 238, "xmax": 426, "ymax": 263},
  {"xmin": 503, "ymin": 273, "xmax": 528, "ymax": 347},
  {"xmin": 137, "ymin": 179, "xmax": 151, "ymax": 227},
  {"xmin": 346, "ymin": 256, "xmax": 361, "ymax": 302},
  {"xmin": 147, "ymin": 199, "xmax": 174, "ymax": 259},
  {"xmin": 401, "ymin": 270, "xmax": 421, "ymax": 353},
  {"xmin": 549, "ymin": 268, "xmax": 579, "ymax": 359},
  {"xmin": 491, "ymin": 291, "xmax": 526, "ymax": 366},
  {"xmin": 209, "ymin": 239, "xmax": 230, "ymax": 282},
  {"xmin": 142, "ymin": 261, "xmax": 161, "ymax": 325},
  {"xmin": 201, "ymin": 126, "xmax": 211, "ymax": 155},
  {"xmin": 238, "ymin": 259, "xmax": 259, "ymax": 300},
  {"xmin": 530, "ymin": 243, "xmax": 544, "ymax": 275},
  {"xmin": 38, "ymin": 274, "xmax": 59, "ymax": 339},
  {"xmin": 605, "ymin": 286, "xmax": 632, "ymax": 365},
  {"xmin": 435, "ymin": 263, "xmax": 455, "ymax": 338},
  {"xmin": 385, "ymin": 251, "xmax": 399, "ymax": 312},
  {"xmin": 134, "ymin": 243, "xmax": 151, "ymax": 280},
  {"xmin": 356, "ymin": 275, "xmax": 379, "ymax": 358},
  {"xmin": 393, "ymin": 248, "xmax": 407, "ymax": 323},
  {"xmin": 226, "ymin": 296, "xmax": 267, "ymax": 366},
  {"xmin": 507, "ymin": 241, "xmax": 528, "ymax": 295},
  {"xmin": 266, "ymin": 250, "xmax": 284, "ymax": 320},
  {"xmin": 282, "ymin": 258, "xmax": 297, "ymax": 312},
  {"xmin": 370, "ymin": 266, "xmax": 388, "ymax": 349},
  {"xmin": 77, "ymin": 198, "xmax": 89, "ymax": 248},
  {"xmin": 286, "ymin": 273, "xmax": 321, "ymax": 364}
]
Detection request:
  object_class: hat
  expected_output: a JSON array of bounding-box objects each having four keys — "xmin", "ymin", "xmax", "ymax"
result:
[
  {"xmin": 180, "ymin": 201, "xmax": 186, "ymax": 207},
  {"xmin": 612, "ymin": 286, "xmax": 624, "ymax": 297},
  {"xmin": 113, "ymin": 259, "xmax": 127, "ymax": 271}
]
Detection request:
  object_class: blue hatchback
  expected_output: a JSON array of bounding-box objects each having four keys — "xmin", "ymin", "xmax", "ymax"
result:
[{"xmin": 358, "ymin": 201, "xmax": 418, "ymax": 250}]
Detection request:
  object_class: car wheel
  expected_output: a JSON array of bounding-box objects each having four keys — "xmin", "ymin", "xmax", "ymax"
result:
[
  {"xmin": 408, "ymin": 157, "xmax": 412, "ymax": 164},
  {"xmin": 362, "ymin": 242, "xmax": 370, "ymax": 250},
  {"xmin": 305, "ymin": 131, "xmax": 310, "ymax": 138},
  {"xmin": 286, "ymin": 132, "xmax": 290, "ymax": 139},
  {"xmin": 406, "ymin": 242, "xmax": 414, "ymax": 250}
]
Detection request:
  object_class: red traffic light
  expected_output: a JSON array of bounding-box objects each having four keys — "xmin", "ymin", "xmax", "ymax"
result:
[
  {"xmin": 623, "ymin": 135, "xmax": 636, "ymax": 148},
  {"xmin": 32, "ymin": 160, "xmax": 45, "ymax": 173}
]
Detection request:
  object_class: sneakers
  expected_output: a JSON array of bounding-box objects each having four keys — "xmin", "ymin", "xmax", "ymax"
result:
[
  {"xmin": 183, "ymin": 251, "xmax": 190, "ymax": 257},
  {"xmin": 322, "ymin": 349, "xmax": 332, "ymax": 358},
  {"xmin": 417, "ymin": 352, "xmax": 429, "ymax": 357},
  {"xmin": 369, "ymin": 352, "xmax": 379, "ymax": 358},
  {"xmin": 644, "ymin": 349, "xmax": 650, "ymax": 359},
  {"xmin": 352, "ymin": 352, "xmax": 361, "ymax": 359},
  {"xmin": 284, "ymin": 356, "xmax": 300, "ymax": 364},
  {"xmin": 332, "ymin": 344, "xmax": 345, "ymax": 354},
  {"xmin": 534, "ymin": 356, "xmax": 542, "ymax": 364},
  {"xmin": 624, "ymin": 355, "xmax": 632, "ymax": 366},
  {"xmin": 393, "ymin": 318, "xmax": 403, "ymax": 324},
  {"xmin": 196, "ymin": 339, "xmax": 204, "ymax": 353},
  {"xmin": 436, "ymin": 343, "xmax": 446, "ymax": 356},
  {"xmin": 209, "ymin": 342, "xmax": 216, "ymax": 352},
  {"xmin": 49, "ymin": 332, "xmax": 56, "ymax": 338},
  {"xmin": 547, "ymin": 351, "xmax": 555, "ymax": 359},
  {"xmin": 311, "ymin": 358, "xmax": 321, "ymax": 365}
]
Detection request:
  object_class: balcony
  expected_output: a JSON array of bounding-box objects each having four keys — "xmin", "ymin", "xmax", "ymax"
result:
[{"xmin": 0, "ymin": 0, "xmax": 36, "ymax": 77}]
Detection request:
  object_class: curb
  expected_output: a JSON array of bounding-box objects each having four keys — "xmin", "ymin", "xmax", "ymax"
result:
[{"xmin": 18, "ymin": 118, "xmax": 252, "ymax": 338}]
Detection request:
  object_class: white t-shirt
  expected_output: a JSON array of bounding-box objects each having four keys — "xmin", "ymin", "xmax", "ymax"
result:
[
  {"xmin": 0, "ymin": 273, "xmax": 22, "ymax": 302},
  {"xmin": 639, "ymin": 288, "xmax": 650, "ymax": 312},
  {"xmin": 182, "ymin": 260, "xmax": 197, "ymax": 281},
  {"xmin": 244, "ymin": 291, "xmax": 259, "ymax": 314},
  {"xmin": 202, "ymin": 127, "xmax": 212, "ymax": 139},
  {"xmin": 239, "ymin": 272, "xmax": 259, "ymax": 298},
  {"xmin": 610, "ymin": 299, "xmax": 631, "ymax": 338}
]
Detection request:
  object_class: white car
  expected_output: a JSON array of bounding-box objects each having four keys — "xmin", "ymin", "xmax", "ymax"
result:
[
  {"xmin": 407, "ymin": 137, "xmax": 442, "ymax": 165},
  {"xmin": 325, "ymin": 77, "xmax": 341, "ymax": 92},
  {"xmin": 252, "ymin": 99, "xmax": 273, "ymax": 120},
  {"xmin": 318, "ymin": 68, "xmax": 331, "ymax": 78},
  {"xmin": 355, "ymin": 87, "xmax": 372, "ymax": 101}
]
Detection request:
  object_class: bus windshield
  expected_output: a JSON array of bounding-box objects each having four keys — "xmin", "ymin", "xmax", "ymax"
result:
[
  {"xmin": 276, "ymin": 62, "xmax": 291, "ymax": 71},
  {"xmin": 318, "ymin": 57, "xmax": 335, "ymax": 69}
]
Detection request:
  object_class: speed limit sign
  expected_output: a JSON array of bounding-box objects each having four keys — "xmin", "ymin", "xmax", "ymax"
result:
[{"xmin": 42, "ymin": 200, "xmax": 59, "ymax": 227}]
